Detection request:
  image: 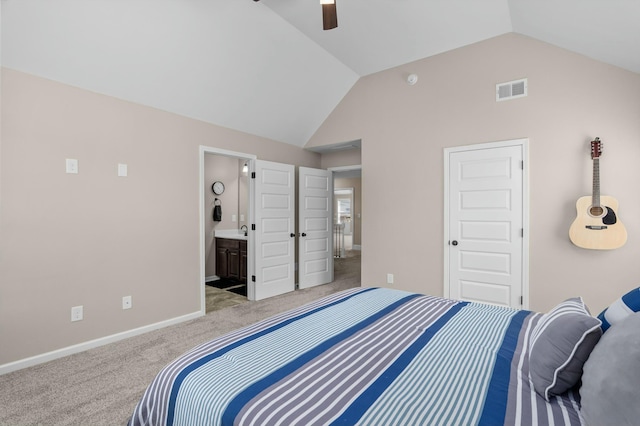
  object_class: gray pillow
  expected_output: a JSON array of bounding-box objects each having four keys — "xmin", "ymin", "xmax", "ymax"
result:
[
  {"xmin": 529, "ymin": 297, "xmax": 602, "ymax": 400},
  {"xmin": 580, "ymin": 312, "xmax": 640, "ymax": 426}
]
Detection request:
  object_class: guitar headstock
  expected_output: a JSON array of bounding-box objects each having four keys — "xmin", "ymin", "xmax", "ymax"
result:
[{"xmin": 591, "ymin": 137, "xmax": 602, "ymax": 159}]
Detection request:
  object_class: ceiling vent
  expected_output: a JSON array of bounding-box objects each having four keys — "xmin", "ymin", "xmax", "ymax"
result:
[{"xmin": 496, "ymin": 78, "xmax": 527, "ymax": 102}]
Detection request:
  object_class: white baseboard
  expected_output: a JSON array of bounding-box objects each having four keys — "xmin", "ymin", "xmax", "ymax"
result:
[
  {"xmin": 0, "ymin": 310, "xmax": 203, "ymax": 376},
  {"xmin": 353, "ymin": 245, "xmax": 362, "ymax": 250},
  {"xmin": 205, "ymin": 275, "xmax": 220, "ymax": 282}
]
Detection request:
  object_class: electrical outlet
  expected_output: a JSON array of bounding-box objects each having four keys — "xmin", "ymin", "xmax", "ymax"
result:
[
  {"xmin": 387, "ymin": 273, "xmax": 394, "ymax": 285},
  {"xmin": 71, "ymin": 305, "xmax": 83, "ymax": 322},
  {"xmin": 122, "ymin": 296, "xmax": 132, "ymax": 310}
]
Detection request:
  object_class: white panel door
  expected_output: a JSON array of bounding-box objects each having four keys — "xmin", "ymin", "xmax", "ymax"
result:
[
  {"xmin": 298, "ymin": 167, "xmax": 333, "ymax": 289},
  {"xmin": 447, "ymin": 143, "xmax": 525, "ymax": 308},
  {"xmin": 253, "ymin": 160, "xmax": 296, "ymax": 300}
]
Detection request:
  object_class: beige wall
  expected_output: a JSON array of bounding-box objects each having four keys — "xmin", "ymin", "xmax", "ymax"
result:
[
  {"xmin": 320, "ymin": 148, "xmax": 361, "ymax": 169},
  {"xmin": 307, "ymin": 33, "xmax": 640, "ymax": 313},
  {"xmin": 0, "ymin": 69, "xmax": 320, "ymax": 365}
]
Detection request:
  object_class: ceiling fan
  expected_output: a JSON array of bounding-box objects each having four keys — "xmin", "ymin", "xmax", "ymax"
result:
[
  {"xmin": 253, "ymin": 0, "xmax": 338, "ymax": 31},
  {"xmin": 320, "ymin": 0, "xmax": 338, "ymax": 30}
]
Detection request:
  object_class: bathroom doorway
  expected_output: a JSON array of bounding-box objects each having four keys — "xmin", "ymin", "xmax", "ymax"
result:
[
  {"xmin": 200, "ymin": 147, "xmax": 255, "ymax": 314},
  {"xmin": 334, "ymin": 188, "xmax": 354, "ymax": 256},
  {"xmin": 330, "ymin": 166, "xmax": 361, "ymax": 281}
]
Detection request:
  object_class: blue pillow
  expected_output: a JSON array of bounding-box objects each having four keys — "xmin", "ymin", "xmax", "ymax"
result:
[{"xmin": 598, "ymin": 287, "xmax": 640, "ymax": 331}]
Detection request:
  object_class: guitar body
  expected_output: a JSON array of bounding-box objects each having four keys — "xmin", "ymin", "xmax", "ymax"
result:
[{"xmin": 569, "ymin": 195, "xmax": 627, "ymax": 250}]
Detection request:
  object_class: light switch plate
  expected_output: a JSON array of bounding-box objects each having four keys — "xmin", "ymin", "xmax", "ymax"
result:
[
  {"xmin": 117, "ymin": 163, "xmax": 128, "ymax": 177},
  {"xmin": 71, "ymin": 305, "xmax": 83, "ymax": 321},
  {"xmin": 66, "ymin": 159, "xmax": 79, "ymax": 174}
]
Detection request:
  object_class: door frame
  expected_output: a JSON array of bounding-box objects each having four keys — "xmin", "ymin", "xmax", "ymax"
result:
[
  {"xmin": 199, "ymin": 146, "xmax": 257, "ymax": 315},
  {"xmin": 443, "ymin": 138, "xmax": 530, "ymax": 309}
]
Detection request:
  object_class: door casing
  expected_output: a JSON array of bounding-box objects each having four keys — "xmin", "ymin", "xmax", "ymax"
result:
[{"xmin": 443, "ymin": 138, "xmax": 530, "ymax": 309}]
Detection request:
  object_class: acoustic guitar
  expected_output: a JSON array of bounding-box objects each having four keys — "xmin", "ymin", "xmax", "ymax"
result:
[{"xmin": 569, "ymin": 138, "xmax": 627, "ymax": 249}]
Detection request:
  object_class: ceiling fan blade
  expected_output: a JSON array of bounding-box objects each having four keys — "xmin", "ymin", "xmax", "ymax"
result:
[{"xmin": 322, "ymin": 1, "xmax": 338, "ymax": 30}]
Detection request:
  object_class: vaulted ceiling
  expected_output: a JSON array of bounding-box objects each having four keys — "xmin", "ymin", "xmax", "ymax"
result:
[{"xmin": 2, "ymin": 1, "xmax": 639, "ymax": 147}]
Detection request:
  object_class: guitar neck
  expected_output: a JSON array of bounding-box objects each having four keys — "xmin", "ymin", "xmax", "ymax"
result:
[{"xmin": 592, "ymin": 158, "xmax": 600, "ymax": 207}]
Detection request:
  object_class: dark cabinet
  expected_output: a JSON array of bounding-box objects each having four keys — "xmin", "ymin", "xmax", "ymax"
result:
[{"xmin": 216, "ymin": 238, "xmax": 247, "ymax": 283}]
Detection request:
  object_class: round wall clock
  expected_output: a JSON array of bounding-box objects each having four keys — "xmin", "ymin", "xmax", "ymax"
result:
[{"xmin": 212, "ymin": 181, "xmax": 225, "ymax": 195}]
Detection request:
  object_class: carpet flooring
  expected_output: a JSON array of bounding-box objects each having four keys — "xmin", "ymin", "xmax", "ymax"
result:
[{"xmin": 0, "ymin": 251, "xmax": 361, "ymax": 426}]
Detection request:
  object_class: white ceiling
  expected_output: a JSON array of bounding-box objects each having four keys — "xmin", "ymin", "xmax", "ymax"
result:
[{"xmin": 2, "ymin": 0, "xmax": 639, "ymax": 147}]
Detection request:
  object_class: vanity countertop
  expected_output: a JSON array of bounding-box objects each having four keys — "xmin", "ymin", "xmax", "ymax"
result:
[{"xmin": 214, "ymin": 229, "xmax": 248, "ymax": 241}]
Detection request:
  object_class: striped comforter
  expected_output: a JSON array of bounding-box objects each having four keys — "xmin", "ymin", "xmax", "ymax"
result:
[{"xmin": 129, "ymin": 288, "xmax": 584, "ymax": 426}]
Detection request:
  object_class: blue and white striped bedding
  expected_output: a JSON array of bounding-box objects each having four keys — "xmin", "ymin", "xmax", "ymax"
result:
[{"xmin": 129, "ymin": 288, "xmax": 584, "ymax": 425}]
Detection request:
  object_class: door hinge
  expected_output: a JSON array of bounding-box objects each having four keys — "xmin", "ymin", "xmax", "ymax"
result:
[
  {"xmin": 521, "ymin": 228, "xmax": 524, "ymax": 237},
  {"xmin": 251, "ymin": 172, "xmax": 256, "ymax": 179},
  {"xmin": 520, "ymin": 295, "xmax": 524, "ymax": 305},
  {"xmin": 252, "ymin": 275, "xmax": 256, "ymax": 282},
  {"xmin": 520, "ymin": 160, "xmax": 524, "ymax": 170},
  {"xmin": 251, "ymin": 224, "xmax": 256, "ymax": 231}
]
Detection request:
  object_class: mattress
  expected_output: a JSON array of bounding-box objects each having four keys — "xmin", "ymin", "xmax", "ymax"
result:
[{"xmin": 129, "ymin": 287, "xmax": 584, "ymax": 425}]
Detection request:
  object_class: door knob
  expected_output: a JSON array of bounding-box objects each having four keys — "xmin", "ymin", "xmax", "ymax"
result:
[
  {"xmin": 290, "ymin": 233, "xmax": 295, "ymax": 238},
  {"xmin": 301, "ymin": 232, "xmax": 307, "ymax": 237},
  {"xmin": 451, "ymin": 240, "xmax": 458, "ymax": 246}
]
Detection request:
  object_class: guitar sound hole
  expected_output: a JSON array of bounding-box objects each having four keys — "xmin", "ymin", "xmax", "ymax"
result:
[{"xmin": 589, "ymin": 206, "xmax": 604, "ymax": 216}]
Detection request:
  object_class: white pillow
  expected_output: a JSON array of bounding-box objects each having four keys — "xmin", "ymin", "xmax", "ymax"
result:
[{"xmin": 597, "ymin": 287, "xmax": 640, "ymax": 331}]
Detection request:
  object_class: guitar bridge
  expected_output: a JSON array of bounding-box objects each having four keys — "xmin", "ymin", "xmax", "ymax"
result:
[{"xmin": 585, "ymin": 225, "xmax": 608, "ymax": 230}]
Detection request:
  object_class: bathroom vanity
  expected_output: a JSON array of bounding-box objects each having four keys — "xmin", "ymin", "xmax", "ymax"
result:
[{"xmin": 214, "ymin": 231, "xmax": 247, "ymax": 284}]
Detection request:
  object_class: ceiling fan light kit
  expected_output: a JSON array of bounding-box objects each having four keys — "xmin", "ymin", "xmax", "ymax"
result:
[{"xmin": 321, "ymin": 0, "xmax": 338, "ymax": 30}]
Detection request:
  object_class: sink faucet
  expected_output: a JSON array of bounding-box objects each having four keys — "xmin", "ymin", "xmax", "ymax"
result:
[{"xmin": 240, "ymin": 225, "xmax": 248, "ymax": 236}]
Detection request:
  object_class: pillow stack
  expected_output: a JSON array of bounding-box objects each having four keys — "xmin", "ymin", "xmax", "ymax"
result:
[
  {"xmin": 597, "ymin": 286, "xmax": 640, "ymax": 331},
  {"xmin": 528, "ymin": 297, "xmax": 602, "ymax": 400}
]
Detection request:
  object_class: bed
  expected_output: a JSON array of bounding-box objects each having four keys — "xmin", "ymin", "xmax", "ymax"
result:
[{"xmin": 129, "ymin": 287, "xmax": 608, "ymax": 426}]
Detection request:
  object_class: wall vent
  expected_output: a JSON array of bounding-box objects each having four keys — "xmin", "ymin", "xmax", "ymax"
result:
[{"xmin": 496, "ymin": 78, "xmax": 527, "ymax": 101}]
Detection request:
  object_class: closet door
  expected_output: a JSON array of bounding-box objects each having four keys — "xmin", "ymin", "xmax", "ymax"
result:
[
  {"xmin": 445, "ymin": 140, "xmax": 527, "ymax": 309},
  {"xmin": 252, "ymin": 160, "xmax": 296, "ymax": 300},
  {"xmin": 298, "ymin": 167, "xmax": 333, "ymax": 289}
]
